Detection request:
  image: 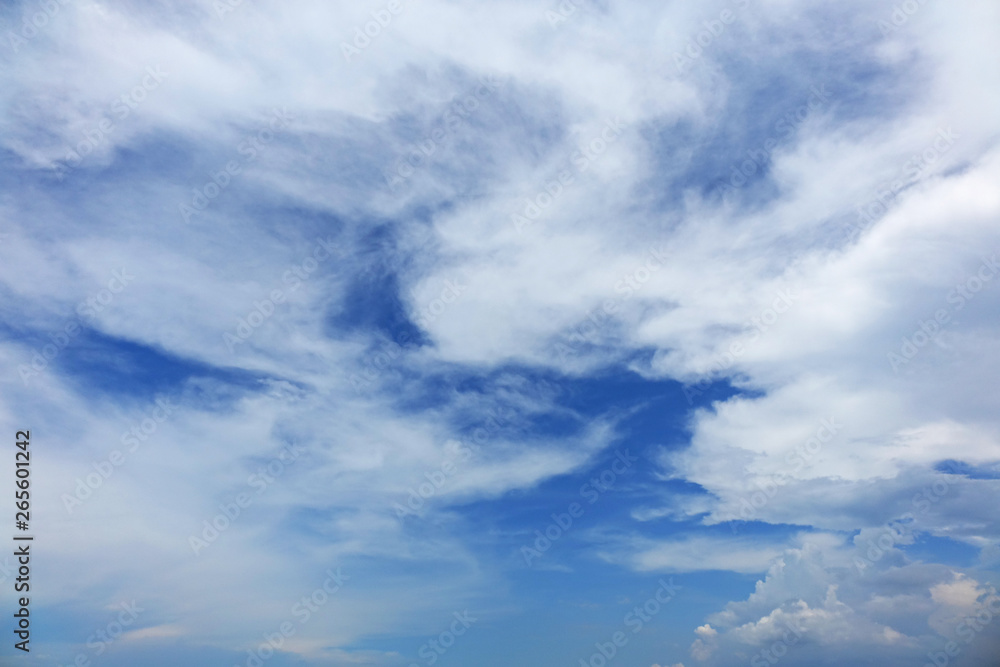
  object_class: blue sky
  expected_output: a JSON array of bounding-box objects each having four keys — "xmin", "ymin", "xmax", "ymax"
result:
[{"xmin": 2, "ymin": 0, "xmax": 1000, "ymax": 666}]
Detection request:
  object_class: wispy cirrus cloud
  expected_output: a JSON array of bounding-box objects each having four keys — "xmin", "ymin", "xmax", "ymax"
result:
[{"xmin": 0, "ymin": 0, "xmax": 998, "ymax": 665}]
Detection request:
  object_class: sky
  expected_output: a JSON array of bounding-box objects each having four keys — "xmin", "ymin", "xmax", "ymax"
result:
[{"xmin": 1, "ymin": 0, "xmax": 1000, "ymax": 666}]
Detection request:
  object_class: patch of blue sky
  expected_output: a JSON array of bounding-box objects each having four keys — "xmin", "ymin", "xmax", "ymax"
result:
[{"xmin": 53, "ymin": 328, "xmax": 272, "ymax": 405}]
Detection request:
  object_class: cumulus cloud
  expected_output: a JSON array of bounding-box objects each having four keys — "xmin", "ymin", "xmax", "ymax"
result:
[
  {"xmin": 683, "ymin": 541, "xmax": 1000, "ymax": 666},
  {"xmin": 1, "ymin": 0, "xmax": 998, "ymax": 664}
]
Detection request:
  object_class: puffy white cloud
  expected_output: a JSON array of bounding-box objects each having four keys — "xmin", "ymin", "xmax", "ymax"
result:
[
  {"xmin": 684, "ymin": 540, "xmax": 1000, "ymax": 666},
  {"xmin": 1, "ymin": 0, "xmax": 998, "ymax": 663}
]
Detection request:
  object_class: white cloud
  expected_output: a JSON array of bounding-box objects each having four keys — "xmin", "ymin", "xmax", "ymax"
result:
[
  {"xmin": 1, "ymin": 0, "xmax": 999, "ymax": 662},
  {"xmin": 683, "ymin": 540, "xmax": 999, "ymax": 666},
  {"xmin": 602, "ymin": 534, "xmax": 788, "ymax": 575}
]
